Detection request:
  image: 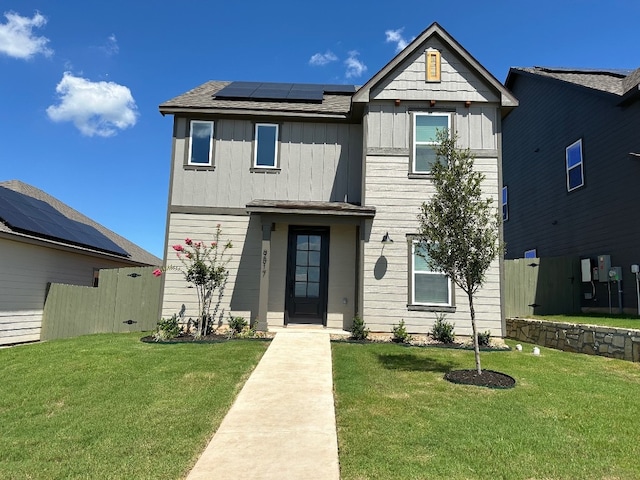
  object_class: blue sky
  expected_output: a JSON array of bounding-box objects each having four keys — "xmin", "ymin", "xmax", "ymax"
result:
[{"xmin": 1, "ymin": 0, "xmax": 638, "ymax": 259}]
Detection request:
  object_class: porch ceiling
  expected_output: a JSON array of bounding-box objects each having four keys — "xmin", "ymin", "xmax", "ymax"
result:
[{"xmin": 246, "ymin": 200, "xmax": 375, "ymax": 218}]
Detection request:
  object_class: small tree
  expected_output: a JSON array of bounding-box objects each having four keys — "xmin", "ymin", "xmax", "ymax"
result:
[
  {"xmin": 417, "ymin": 130, "xmax": 502, "ymax": 374},
  {"xmin": 169, "ymin": 224, "xmax": 233, "ymax": 337}
]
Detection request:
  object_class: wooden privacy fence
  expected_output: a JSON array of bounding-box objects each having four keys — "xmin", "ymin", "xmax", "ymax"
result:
[
  {"xmin": 504, "ymin": 256, "xmax": 582, "ymax": 318},
  {"xmin": 41, "ymin": 266, "xmax": 162, "ymax": 341}
]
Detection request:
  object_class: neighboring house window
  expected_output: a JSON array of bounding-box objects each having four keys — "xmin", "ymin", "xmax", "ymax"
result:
[
  {"xmin": 502, "ymin": 186, "xmax": 508, "ymax": 221},
  {"xmin": 411, "ymin": 240, "xmax": 453, "ymax": 306},
  {"xmin": 524, "ymin": 249, "xmax": 537, "ymax": 259},
  {"xmin": 566, "ymin": 139, "xmax": 584, "ymax": 192},
  {"xmin": 412, "ymin": 112, "xmax": 450, "ymax": 174},
  {"xmin": 188, "ymin": 120, "xmax": 214, "ymax": 166},
  {"xmin": 425, "ymin": 48, "xmax": 441, "ymax": 82},
  {"xmin": 254, "ymin": 123, "xmax": 279, "ymax": 168}
]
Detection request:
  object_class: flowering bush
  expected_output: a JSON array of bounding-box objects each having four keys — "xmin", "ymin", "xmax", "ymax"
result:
[{"xmin": 158, "ymin": 224, "xmax": 233, "ymax": 337}]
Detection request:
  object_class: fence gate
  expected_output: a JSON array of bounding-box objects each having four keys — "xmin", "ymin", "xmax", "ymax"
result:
[
  {"xmin": 504, "ymin": 256, "xmax": 581, "ymax": 318},
  {"xmin": 41, "ymin": 266, "xmax": 162, "ymax": 341}
]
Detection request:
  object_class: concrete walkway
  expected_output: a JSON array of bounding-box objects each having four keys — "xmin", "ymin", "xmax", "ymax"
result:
[{"xmin": 185, "ymin": 329, "xmax": 340, "ymax": 480}]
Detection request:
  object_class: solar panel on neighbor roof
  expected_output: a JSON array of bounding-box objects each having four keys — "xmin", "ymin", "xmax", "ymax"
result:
[
  {"xmin": 0, "ymin": 186, "xmax": 129, "ymax": 257},
  {"xmin": 215, "ymin": 81, "xmax": 355, "ymax": 102}
]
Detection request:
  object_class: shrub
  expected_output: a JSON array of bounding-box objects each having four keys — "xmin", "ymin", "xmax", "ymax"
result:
[
  {"xmin": 351, "ymin": 315, "xmax": 369, "ymax": 341},
  {"xmin": 228, "ymin": 315, "xmax": 248, "ymax": 334},
  {"xmin": 154, "ymin": 315, "xmax": 181, "ymax": 341},
  {"xmin": 431, "ymin": 313, "xmax": 455, "ymax": 343},
  {"xmin": 391, "ymin": 319, "xmax": 411, "ymax": 343},
  {"xmin": 477, "ymin": 330, "xmax": 491, "ymax": 347}
]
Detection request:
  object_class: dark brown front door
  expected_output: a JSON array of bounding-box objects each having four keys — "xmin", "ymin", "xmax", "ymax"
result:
[{"xmin": 285, "ymin": 227, "xmax": 329, "ymax": 325}]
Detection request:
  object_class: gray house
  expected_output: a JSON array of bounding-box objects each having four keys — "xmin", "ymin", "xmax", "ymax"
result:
[
  {"xmin": 159, "ymin": 23, "xmax": 517, "ymax": 335},
  {"xmin": 503, "ymin": 66, "xmax": 640, "ymax": 313},
  {"xmin": 0, "ymin": 180, "xmax": 160, "ymax": 345}
]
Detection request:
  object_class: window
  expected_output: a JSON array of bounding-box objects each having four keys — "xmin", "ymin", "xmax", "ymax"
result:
[
  {"xmin": 188, "ymin": 120, "xmax": 214, "ymax": 166},
  {"xmin": 425, "ymin": 48, "xmax": 441, "ymax": 82},
  {"xmin": 524, "ymin": 249, "xmax": 537, "ymax": 259},
  {"xmin": 411, "ymin": 240, "xmax": 452, "ymax": 306},
  {"xmin": 412, "ymin": 112, "xmax": 450, "ymax": 174},
  {"xmin": 254, "ymin": 123, "xmax": 279, "ymax": 168},
  {"xmin": 502, "ymin": 186, "xmax": 508, "ymax": 221},
  {"xmin": 566, "ymin": 139, "xmax": 584, "ymax": 191}
]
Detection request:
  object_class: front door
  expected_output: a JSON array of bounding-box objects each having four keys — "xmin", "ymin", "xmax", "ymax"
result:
[{"xmin": 285, "ymin": 227, "xmax": 329, "ymax": 325}]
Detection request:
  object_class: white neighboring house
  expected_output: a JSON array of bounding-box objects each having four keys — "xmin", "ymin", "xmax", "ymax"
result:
[
  {"xmin": 0, "ymin": 180, "xmax": 161, "ymax": 345},
  {"xmin": 158, "ymin": 23, "xmax": 517, "ymax": 335}
]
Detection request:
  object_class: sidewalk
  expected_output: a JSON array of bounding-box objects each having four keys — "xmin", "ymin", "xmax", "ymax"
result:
[{"xmin": 185, "ymin": 329, "xmax": 340, "ymax": 480}]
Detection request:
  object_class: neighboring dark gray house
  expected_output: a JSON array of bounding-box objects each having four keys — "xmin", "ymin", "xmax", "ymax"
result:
[
  {"xmin": 0, "ymin": 180, "xmax": 161, "ymax": 344},
  {"xmin": 159, "ymin": 23, "xmax": 517, "ymax": 335},
  {"xmin": 503, "ymin": 66, "xmax": 640, "ymax": 313}
]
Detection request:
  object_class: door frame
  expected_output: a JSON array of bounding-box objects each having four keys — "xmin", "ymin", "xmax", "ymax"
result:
[{"xmin": 284, "ymin": 226, "xmax": 330, "ymax": 326}]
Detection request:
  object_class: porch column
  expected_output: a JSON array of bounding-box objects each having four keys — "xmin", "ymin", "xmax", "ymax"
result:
[{"xmin": 256, "ymin": 222, "xmax": 272, "ymax": 331}]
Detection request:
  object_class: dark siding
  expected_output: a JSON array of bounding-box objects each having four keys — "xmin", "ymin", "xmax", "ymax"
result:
[{"xmin": 503, "ymin": 72, "xmax": 640, "ymax": 311}]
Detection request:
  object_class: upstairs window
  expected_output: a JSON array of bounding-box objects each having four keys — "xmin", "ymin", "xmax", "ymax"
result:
[
  {"xmin": 412, "ymin": 112, "xmax": 450, "ymax": 174},
  {"xmin": 188, "ymin": 120, "xmax": 214, "ymax": 166},
  {"xmin": 254, "ymin": 123, "xmax": 279, "ymax": 169},
  {"xmin": 524, "ymin": 249, "xmax": 537, "ymax": 259},
  {"xmin": 502, "ymin": 186, "xmax": 508, "ymax": 221},
  {"xmin": 566, "ymin": 139, "xmax": 584, "ymax": 192},
  {"xmin": 411, "ymin": 240, "xmax": 452, "ymax": 307}
]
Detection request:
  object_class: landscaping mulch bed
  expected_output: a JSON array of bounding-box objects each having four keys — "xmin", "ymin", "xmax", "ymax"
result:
[
  {"xmin": 330, "ymin": 332, "xmax": 511, "ymax": 351},
  {"xmin": 141, "ymin": 332, "xmax": 275, "ymax": 344},
  {"xmin": 444, "ymin": 369, "xmax": 516, "ymax": 389}
]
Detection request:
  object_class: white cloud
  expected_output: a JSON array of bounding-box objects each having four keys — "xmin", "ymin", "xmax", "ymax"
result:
[
  {"xmin": 0, "ymin": 11, "xmax": 52, "ymax": 59},
  {"xmin": 46, "ymin": 72, "xmax": 138, "ymax": 137},
  {"xmin": 309, "ymin": 50, "xmax": 338, "ymax": 66},
  {"xmin": 385, "ymin": 28, "xmax": 409, "ymax": 52},
  {"xmin": 102, "ymin": 34, "xmax": 119, "ymax": 56},
  {"xmin": 344, "ymin": 51, "xmax": 367, "ymax": 79}
]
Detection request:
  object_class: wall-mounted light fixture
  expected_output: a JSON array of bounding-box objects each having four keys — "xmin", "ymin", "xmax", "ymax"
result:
[
  {"xmin": 465, "ymin": 101, "xmax": 471, "ymax": 108},
  {"xmin": 430, "ymin": 100, "xmax": 436, "ymax": 107},
  {"xmin": 394, "ymin": 99, "xmax": 401, "ymax": 106},
  {"xmin": 382, "ymin": 232, "xmax": 394, "ymax": 244}
]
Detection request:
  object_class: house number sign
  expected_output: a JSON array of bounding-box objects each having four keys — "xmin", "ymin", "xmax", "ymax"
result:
[{"xmin": 262, "ymin": 249, "xmax": 268, "ymax": 276}]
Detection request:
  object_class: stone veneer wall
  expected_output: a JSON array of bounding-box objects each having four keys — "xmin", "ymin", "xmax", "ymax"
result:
[{"xmin": 506, "ymin": 318, "xmax": 640, "ymax": 362}]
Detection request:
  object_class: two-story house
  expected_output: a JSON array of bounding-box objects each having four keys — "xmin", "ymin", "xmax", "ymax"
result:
[
  {"xmin": 158, "ymin": 23, "xmax": 517, "ymax": 336},
  {"xmin": 503, "ymin": 66, "xmax": 640, "ymax": 314}
]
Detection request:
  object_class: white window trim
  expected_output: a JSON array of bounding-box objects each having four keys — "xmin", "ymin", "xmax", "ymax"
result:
[
  {"xmin": 188, "ymin": 120, "xmax": 214, "ymax": 166},
  {"xmin": 502, "ymin": 185, "xmax": 508, "ymax": 221},
  {"xmin": 411, "ymin": 240, "xmax": 453, "ymax": 307},
  {"xmin": 566, "ymin": 138, "xmax": 584, "ymax": 192},
  {"xmin": 412, "ymin": 112, "xmax": 451, "ymax": 174},
  {"xmin": 253, "ymin": 123, "xmax": 279, "ymax": 169}
]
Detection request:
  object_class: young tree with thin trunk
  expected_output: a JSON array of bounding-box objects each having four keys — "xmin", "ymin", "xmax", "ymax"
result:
[{"xmin": 417, "ymin": 130, "xmax": 502, "ymax": 374}]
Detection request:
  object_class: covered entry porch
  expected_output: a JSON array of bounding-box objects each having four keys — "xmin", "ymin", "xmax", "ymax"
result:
[{"xmin": 246, "ymin": 200, "xmax": 375, "ymax": 331}]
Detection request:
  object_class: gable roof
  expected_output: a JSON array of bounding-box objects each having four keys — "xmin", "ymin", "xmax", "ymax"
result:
[
  {"xmin": 352, "ymin": 22, "xmax": 518, "ymax": 108},
  {"xmin": 506, "ymin": 66, "xmax": 640, "ymax": 102},
  {"xmin": 0, "ymin": 180, "xmax": 160, "ymax": 266},
  {"xmin": 159, "ymin": 80, "xmax": 355, "ymax": 119}
]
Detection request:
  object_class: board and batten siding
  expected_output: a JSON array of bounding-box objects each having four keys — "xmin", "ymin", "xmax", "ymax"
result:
[
  {"xmin": 0, "ymin": 238, "xmax": 132, "ymax": 345},
  {"xmin": 170, "ymin": 118, "xmax": 363, "ymax": 208},
  {"xmin": 162, "ymin": 213, "xmax": 261, "ymax": 325},
  {"xmin": 362, "ymin": 150, "xmax": 502, "ymax": 335},
  {"xmin": 370, "ymin": 38, "xmax": 500, "ymax": 104},
  {"xmin": 366, "ymin": 102, "xmax": 498, "ymax": 152}
]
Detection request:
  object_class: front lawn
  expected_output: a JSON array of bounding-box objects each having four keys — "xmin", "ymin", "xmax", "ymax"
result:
[
  {"xmin": 333, "ymin": 340, "xmax": 640, "ymax": 480},
  {"xmin": 0, "ymin": 333, "xmax": 268, "ymax": 479},
  {"xmin": 532, "ymin": 313, "xmax": 640, "ymax": 330}
]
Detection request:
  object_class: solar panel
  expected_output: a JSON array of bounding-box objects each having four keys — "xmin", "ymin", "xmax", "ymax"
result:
[
  {"xmin": 0, "ymin": 186, "xmax": 129, "ymax": 257},
  {"xmin": 323, "ymin": 84, "xmax": 357, "ymax": 94},
  {"xmin": 215, "ymin": 81, "xmax": 356, "ymax": 102}
]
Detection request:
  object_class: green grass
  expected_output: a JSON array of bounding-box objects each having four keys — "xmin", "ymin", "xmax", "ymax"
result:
[
  {"xmin": 0, "ymin": 333, "xmax": 268, "ymax": 479},
  {"xmin": 333, "ymin": 340, "xmax": 640, "ymax": 480},
  {"xmin": 532, "ymin": 313, "xmax": 640, "ymax": 330}
]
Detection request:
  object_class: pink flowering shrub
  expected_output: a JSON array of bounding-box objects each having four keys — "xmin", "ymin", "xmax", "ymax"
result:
[{"xmin": 158, "ymin": 225, "xmax": 233, "ymax": 337}]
